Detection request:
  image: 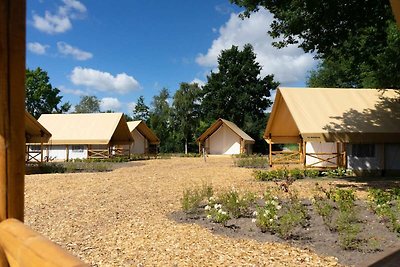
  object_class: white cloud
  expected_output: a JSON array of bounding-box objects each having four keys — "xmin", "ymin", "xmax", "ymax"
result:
[
  {"xmin": 196, "ymin": 8, "xmax": 317, "ymax": 84},
  {"xmin": 32, "ymin": 0, "xmax": 86, "ymax": 34},
  {"xmin": 59, "ymin": 85, "xmax": 87, "ymax": 96},
  {"xmin": 70, "ymin": 67, "xmax": 140, "ymax": 94},
  {"xmin": 57, "ymin": 42, "xmax": 93, "ymax": 60},
  {"xmin": 100, "ymin": 97, "xmax": 121, "ymax": 111},
  {"xmin": 191, "ymin": 78, "xmax": 206, "ymax": 87},
  {"xmin": 27, "ymin": 42, "xmax": 49, "ymax": 55},
  {"xmin": 127, "ymin": 102, "xmax": 136, "ymax": 112}
]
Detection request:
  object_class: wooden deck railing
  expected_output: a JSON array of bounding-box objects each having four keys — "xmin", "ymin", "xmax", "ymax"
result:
[
  {"xmin": 270, "ymin": 150, "xmax": 301, "ymax": 165},
  {"xmin": 0, "ymin": 219, "xmax": 87, "ymax": 267}
]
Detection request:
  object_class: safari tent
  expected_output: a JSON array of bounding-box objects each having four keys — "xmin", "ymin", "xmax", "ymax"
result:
[
  {"xmin": 127, "ymin": 121, "xmax": 160, "ymax": 155},
  {"xmin": 264, "ymin": 87, "xmax": 400, "ymax": 175},
  {"xmin": 25, "ymin": 111, "xmax": 52, "ymax": 163},
  {"xmin": 197, "ymin": 118, "xmax": 255, "ymax": 155},
  {"xmin": 37, "ymin": 113, "xmax": 133, "ymax": 161}
]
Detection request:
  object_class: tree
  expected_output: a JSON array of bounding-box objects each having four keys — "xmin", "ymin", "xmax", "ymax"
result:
[
  {"xmin": 172, "ymin": 83, "xmax": 202, "ymax": 154},
  {"xmin": 26, "ymin": 67, "xmax": 70, "ymax": 118},
  {"xmin": 148, "ymin": 88, "xmax": 173, "ymax": 152},
  {"xmin": 74, "ymin": 95, "xmax": 100, "ymax": 113},
  {"xmin": 201, "ymin": 44, "xmax": 279, "ymax": 152},
  {"xmin": 230, "ymin": 0, "xmax": 400, "ymax": 88},
  {"xmin": 132, "ymin": 95, "xmax": 150, "ymax": 121}
]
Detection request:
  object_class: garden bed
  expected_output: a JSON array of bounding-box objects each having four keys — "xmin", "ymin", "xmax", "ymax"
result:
[{"xmin": 173, "ymin": 183, "xmax": 400, "ymax": 266}]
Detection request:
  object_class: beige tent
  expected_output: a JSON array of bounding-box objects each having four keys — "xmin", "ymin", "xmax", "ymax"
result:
[
  {"xmin": 127, "ymin": 121, "xmax": 160, "ymax": 154},
  {"xmin": 25, "ymin": 111, "xmax": 52, "ymax": 163},
  {"xmin": 265, "ymin": 87, "xmax": 400, "ymax": 174},
  {"xmin": 38, "ymin": 113, "xmax": 133, "ymax": 160},
  {"xmin": 197, "ymin": 118, "xmax": 255, "ymax": 155}
]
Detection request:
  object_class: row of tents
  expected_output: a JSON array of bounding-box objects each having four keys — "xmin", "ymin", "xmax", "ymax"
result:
[{"xmin": 25, "ymin": 87, "xmax": 400, "ymax": 175}]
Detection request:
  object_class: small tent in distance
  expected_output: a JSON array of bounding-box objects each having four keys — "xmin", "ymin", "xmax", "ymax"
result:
[
  {"xmin": 127, "ymin": 121, "xmax": 160, "ymax": 155},
  {"xmin": 197, "ymin": 118, "xmax": 255, "ymax": 155},
  {"xmin": 37, "ymin": 113, "xmax": 133, "ymax": 161},
  {"xmin": 264, "ymin": 87, "xmax": 400, "ymax": 175}
]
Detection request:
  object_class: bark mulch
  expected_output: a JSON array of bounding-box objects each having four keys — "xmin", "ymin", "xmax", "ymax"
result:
[{"xmin": 25, "ymin": 156, "xmax": 391, "ymax": 266}]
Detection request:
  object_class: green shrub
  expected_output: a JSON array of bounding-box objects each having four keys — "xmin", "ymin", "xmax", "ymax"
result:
[
  {"xmin": 253, "ymin": 170, "xmax": 274, "ymax": 181},
  {"xmin": 218, "ymin": 190, "xmax": 256, "ymax": 218},
  {"xmin": 234, "ymin": 156, "xmax": 268, "ymax": 168},
  {"xmin": 181, "ymin": 183, "xmax": 213, "ymax": 214},
  {"xmin": 289, "ymin": 168, "xmax": 304, "ymax": 179},
  {"xmin": 304, "ymin": 169, "xmax": 320, "ymax": 178},
  {"xmin": 38, "ymin": 163, "xmax": 66, "ymax": 173},
  {"xmin": 181, "ymin": 188, "xmax": 203, "ymax": 214},
  {"xmin": 204, "ymin": 203, "xmax": 230, "ymax": 225}
]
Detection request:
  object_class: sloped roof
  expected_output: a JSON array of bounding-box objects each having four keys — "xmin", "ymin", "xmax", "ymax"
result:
[
  {"xmin": 127, "ymin": 121, "xmax": 160, "ymax": 145},
  {"xmin": 38, "ymin": 113, "xmax": 133, "ymax": 145},
  {"xmin": 265, "ymin": 87, "xmax": 400, "ymax": 143},
  {"xmin": 197, "ymin": 118, "xmax": 255, "ymax": 143},
  {"xmin": 25, "ymin": 111, "xmax": 51, "ymax": 143}
]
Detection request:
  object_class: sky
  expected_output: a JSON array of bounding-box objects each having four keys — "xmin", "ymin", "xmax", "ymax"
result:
[{"xmin": 26, "ymin": 0, "xmax": 318, "ymax": 114}]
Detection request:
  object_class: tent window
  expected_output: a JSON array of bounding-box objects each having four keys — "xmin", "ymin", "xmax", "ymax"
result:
[
  {"xmin": 72, "ymin": 145, "xmax": 84, "ymax": 152},
  {"xmin": 352, "ymin": 144, "xmax": 375, "ymax": 157}
]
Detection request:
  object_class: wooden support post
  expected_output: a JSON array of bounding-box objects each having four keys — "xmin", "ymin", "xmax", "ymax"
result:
[
  {"xmin": 65, "ymin": 145, "xmax": 69, "ymax": 162},
  {"xmin": 268, "ymin": 141, "xmax": 272, "ymax": 167},
  {"xmin": 40, "ymin": 132, "xmax": 44, "ymax": 163},
  {"xmin": 303, "ymin": 140, "xmax": 307, "ymax": 167},
  {"xmin": 336, "ymin": 142, "xmax": 340, "ymax": 168},
  {"xmin": 0, "ymin": 0, "xmax": 26, "ymax": 225}
]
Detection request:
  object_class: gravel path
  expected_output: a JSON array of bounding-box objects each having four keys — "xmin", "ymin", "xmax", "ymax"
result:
[{"xmin": 25, "ymin": 157, "xmax": 342, "ymax": 266}]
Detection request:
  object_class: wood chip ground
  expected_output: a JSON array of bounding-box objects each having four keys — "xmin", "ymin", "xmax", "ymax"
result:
[{"xmin": 25, "ymin": 156, "xmax": 349, "ymax": 266}]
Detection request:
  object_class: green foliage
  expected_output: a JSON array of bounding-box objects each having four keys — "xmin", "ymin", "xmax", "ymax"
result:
[
  {"xmin": 304, "ymin": 169, "xmax": 320, "ymax": 178},
  {"xmin": 132, "ymin": 95, "xmax": 150, "ymax": 121},
  {"xmin": 74, "ymin": 95, "xmax": 100, "ymax": 113},
  {"xmin": 313, "ymin": 185, "xmax": 365, "ymax": 250},
  {"xmin": 235, "ymin": 156, "xmax": 268, "ymax": 168},
  {"xmin": 368, "ymin": 188, "xmax": 400, "ymax": 234},
  {"xmin": 205, "ymin": 202, "xmax": 231, "ymax": 225},
  {"xmin": 230, "ymin": 0, "xmax": 400, "ymax": 88},
  {"xmin": 218, "ymin": 189, "xmax": 256, "ymax": 218},
  {"xmin": 201, "ymin": 44, "xmax": 278, "ymax": 153},
  {"xmin": 25, "ymin": 67, "xmax": 70, "ymax": 118},
  {"xmin": 322, "ymin": 168, "xmax": 352, "ymax": 178},
  {"xmin": 37, "ymin": 163, "xmax": 66, "ymax": 173},
  {"xmin": 172, "ymin": 83, "xmax": 202, "ymax": 153},
  {"xmin": 148, "ymin": 88, "xmax": 175, "ymax": 153},
  {"xmin": 181, "ymin": 183, "xmax": 214, "ymax": 214},
  {"xmin": 255, "ymin": 188, "xmax": 308, "ymax": 238},
  {"xmin": 253, "ymin": 168, "xmax": 310, "ymax": 181}
]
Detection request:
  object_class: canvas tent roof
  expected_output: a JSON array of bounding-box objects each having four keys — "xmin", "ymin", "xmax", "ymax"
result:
[
  {"xmin": 265, "ymin": 88, "xmax": 400, "ymax": 144},
  {"xmin": 38, "ymin": 113, "xmax": 133, "ymax": 145},
  {"xmin": 197, "ymin": 118, "xmax": 255, "ymax": 143},
  {"xmin": 127, "ymin": 121, "xmax": 160, "ymax": 145},
  {"xmin": 25, "ymin": 111, "xmax": 51, "ymax": 143}
]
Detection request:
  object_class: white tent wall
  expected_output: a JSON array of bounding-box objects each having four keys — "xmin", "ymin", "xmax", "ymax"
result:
[
  {"xmin": 306, "ymin": 142, "xmax": 338, "ymax": 167},
  {"xmin": 209, "ymin": 124, "xmax": 241, "ymax": 155},
  {"xmin": 131, "ymin": 129, "xmax": 147, "ymax": 154},
  {"xmin": 385, "ymin": 144, "xmax": 400, "ymax": 171},
  {"xmin": 47, "ymin": 145, "xmax": 88, "ymax": 161},
  {"xmin": 346, "ymin": 144, "xmax": 383, "ymax": 173}
]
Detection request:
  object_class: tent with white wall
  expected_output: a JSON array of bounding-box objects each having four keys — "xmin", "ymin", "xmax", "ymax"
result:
[
  {"xmin": 127, "ymin": 121, "xmax": 160, "ymax": 155},
  {"xmin": 25, "ymin": 111, "xmax": 52, "ymax": 163},
  {"xmin": 197, "ymin": 118, "xmax": 255, "ymax": 155},
  {"xmin": 38, "ymin": 113, "xmax": 133, "ymax": 161},
  {"xmin": 264, "ymin": 87, "xmax": 400, "ymax": 175}
]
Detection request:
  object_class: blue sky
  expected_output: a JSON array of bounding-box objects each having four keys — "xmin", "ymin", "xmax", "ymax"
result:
[{"xmin": 27, "ymin": 0, "xmax": 318, "ymax": 114}]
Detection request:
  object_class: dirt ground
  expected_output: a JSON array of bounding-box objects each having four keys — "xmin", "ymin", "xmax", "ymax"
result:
[{"xmin": 24, "ymin": 156, "xmax": 397, "ymax": 266}]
